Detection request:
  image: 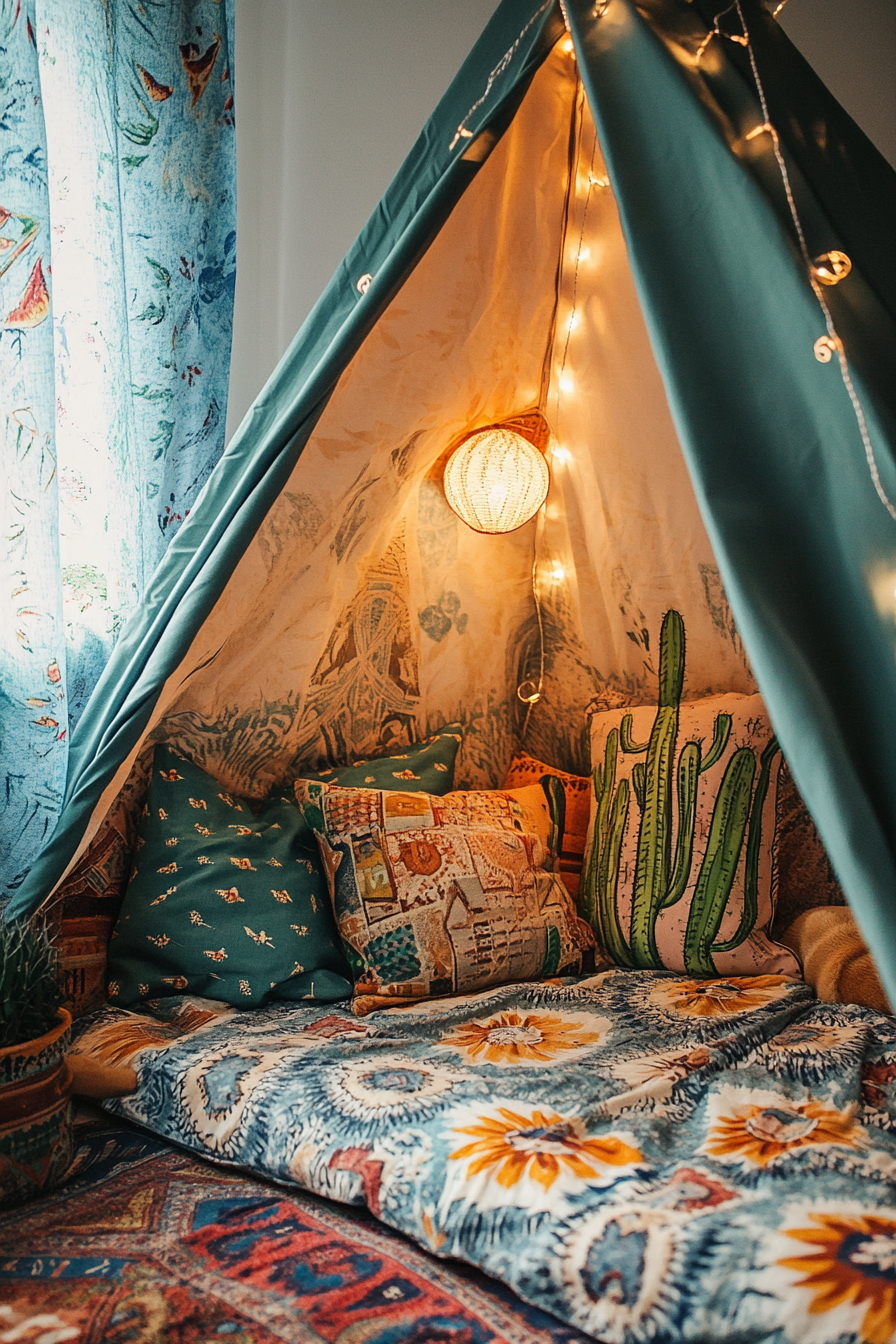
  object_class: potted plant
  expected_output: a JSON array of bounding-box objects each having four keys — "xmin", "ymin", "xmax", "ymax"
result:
[{"xmin": 0, "ymin": 919, "xmax": 73, "ymax": 1207}]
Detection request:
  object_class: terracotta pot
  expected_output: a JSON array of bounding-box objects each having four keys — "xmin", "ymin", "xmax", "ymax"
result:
[{"xmin": 0, "ymin": 1008, "xmax": 73, "ymax": 1208}]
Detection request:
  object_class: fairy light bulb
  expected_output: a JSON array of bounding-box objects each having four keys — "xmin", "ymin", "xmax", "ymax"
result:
[
  {"xmin": 811, "ymin": 251, "xmax": 852, "ymax": 286},
  {"xmin": 443, "ymin": 428, "xmax": 550, "ymax": 534}
]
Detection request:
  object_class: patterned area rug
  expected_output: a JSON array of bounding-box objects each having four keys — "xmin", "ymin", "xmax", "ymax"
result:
[{"xmin": 0, "ymin": 1111, "xmax": 588, "ymax": 1343}]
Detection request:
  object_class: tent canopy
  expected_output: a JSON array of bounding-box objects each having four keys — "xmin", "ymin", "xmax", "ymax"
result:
[{"xmin": 9, "ymin": 0, "xmax": 896, "ymax": 1002}]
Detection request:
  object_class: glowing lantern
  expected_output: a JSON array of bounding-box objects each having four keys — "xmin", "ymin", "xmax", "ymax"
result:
[{"xmin": 442, "ymin": 427, "xmax": 550, "ymax": 534}]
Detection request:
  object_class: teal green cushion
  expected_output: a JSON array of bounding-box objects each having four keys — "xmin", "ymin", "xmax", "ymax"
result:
[
  {"xmin": 107, "ymin": 727, "xmax": 463, "ymax": 1009},
  {"xmin": 107, "ymin": 745, "xmax": 352, "ymax": 1008},
  {"xmin": 302, "ymin": 723, "xmax": 463, "ymax": 792}
]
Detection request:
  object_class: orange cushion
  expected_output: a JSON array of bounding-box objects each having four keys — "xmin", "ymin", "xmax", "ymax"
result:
[{"xmin": 502, "ymin": 752, "xmax": 591, "ymax": 901}]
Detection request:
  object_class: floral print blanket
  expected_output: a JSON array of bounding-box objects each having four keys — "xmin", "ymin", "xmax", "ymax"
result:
[{"xmin": 89, "ymin": 971, "xmax": 896, "ymax": 1343}]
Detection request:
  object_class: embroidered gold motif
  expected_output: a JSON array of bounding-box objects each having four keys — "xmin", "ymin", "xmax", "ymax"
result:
[
  {"xmin": 244, "ymin": 926, "xmax": 275, "ymax": 948},
  {"xmin": 150, "ymin": 886, "xmax": 177, "ymax": 906},
  {"xmin": 197, "ymin": 856, "xmax": 213, "ymax": 865},
  {"xmin": 194, "ymin": 824, "xmax": 212, "ymax": 836},
  {"xmin": 290, "ymin": 924, "xmax": 308, "ymax": 936},
  {"xmin": 204, "ymin": 948, "xmax": 228, "ymax": 961},
  {"xmin": 230, "ymin": 857, "xmax": 256, "ymax": 871},
  {"xmin": 161, "ymin": 975, "xmax": 189, "ymax": 989},
  {"xmin": 218, "ymin": 793, "xmax": 243, "ymax": 811},
  {"xmin": 228, "ymin": 825, "xmax": 253, "ymax": 836},
  {"xmin": 271, "ymin": 889, "xmax": 292, "ymax": 903},
  {"xmin": 159, "ymin": 769, "xmax": 182, "ymax": 781},
  {"xmin": 158, "ymin": 808, "xmax": 168, "ymax": 820},
  {"xmin": 165, "ymin": 837, "xmax": 178, "ymax": 847},
  {"xmin": 267, "ymin": 858, "xmax": 283, "ymax": 867},
  {"xmin": 239, "ymin": 979, "xmax": 252, "ymax": 996},
  {"xmin": 146, "ymin": 934, "xmax": 170, "ymax": 947},
  {"xmin": 291, "ymin": 962, "xmax": 305, "ymax": 976},
  {"xmin": 189, "ymin": 798, "xmax": 207, "ymax": 810},
  {"xmin": 190, "ymin": 911, "xmax": 212, "ymax": 927},
  {"xmin": 157, "ymin": 862, "xmax": 178, "ymax": 874},
  {"xmin": 216, "ymin": 887, "xmax": 244, "ymax": 903}
]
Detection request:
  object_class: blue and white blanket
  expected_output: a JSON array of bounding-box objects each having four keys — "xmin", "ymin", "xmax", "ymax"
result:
[{"xmin": 85, "ymin": 971, "xmax": 896, "ymax": 1343}]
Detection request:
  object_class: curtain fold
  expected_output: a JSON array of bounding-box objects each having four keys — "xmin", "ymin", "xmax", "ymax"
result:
[{"xmin": 1, "ymin": 0, "xmax": 236, "ymax": 902}]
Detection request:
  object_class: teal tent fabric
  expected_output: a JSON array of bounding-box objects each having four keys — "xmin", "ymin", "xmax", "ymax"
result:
[
  {"xmin": 564, "ymin": 0, "xmax": 896, "ymax": 999},
  {"xmin": 0, "ymin": 0, "xmax": 236, "ymax": 902},
  {"xmin": 8, "ymin": 0, "xmax": 896, "ymax": 1011}
]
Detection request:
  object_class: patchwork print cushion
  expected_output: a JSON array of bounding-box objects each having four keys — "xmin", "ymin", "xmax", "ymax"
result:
[
  {"xmin": 584, "ymin": 687, "xmax": 799, "ymax": 980},
  {"xmin": 502, "ymin": 752, "xmax": 590, "ymax": 900},
  {"xmin": 295, "ymin": 780, "xmax": 595, "ymax": 1015},
  {"xmin": 107, "ymin": 730, "xmax": 464, "ymax": 1011}
]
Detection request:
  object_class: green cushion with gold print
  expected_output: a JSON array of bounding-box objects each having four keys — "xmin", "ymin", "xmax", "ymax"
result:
[{"xmin": 107, "ymin": 727, "xmax": 463, "ymax": 1008}]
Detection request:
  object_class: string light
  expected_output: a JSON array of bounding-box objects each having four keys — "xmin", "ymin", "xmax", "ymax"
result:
[
  {"xmin": 726, "ymin": 0, "xmax": 896, "ymax": 524},
  {"xmin": 811, "ymin": 250, "xmax": 852, "ymax": 286},
  {"xmin": 450, "ymin": 0, "xmax": 553, "ymax": 149}
]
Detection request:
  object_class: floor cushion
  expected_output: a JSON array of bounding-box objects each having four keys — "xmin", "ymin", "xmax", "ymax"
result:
[
  {"xmin": 107, "ymin": 728, "xmax": 464, "ymax": 1010},
  {"xmin": 502, "ymin": 751, "xmax": 590, "ymax": 900},
  {"xmin": 295, "ymin": 779, "xmax": 594, "ymax": 1014}
]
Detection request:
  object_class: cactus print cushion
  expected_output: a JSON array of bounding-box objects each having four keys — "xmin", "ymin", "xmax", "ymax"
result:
[
  {"xmin": 98, "ymin": 971, "xmax": 896, "ymax": 1344},
  {"xmin": 294, "ymin": 779, "xmax": 595, "ymax": 1014},
  {"xmin": 502, "ymin": 752, "xmax": 591, "ymax": 899},
  {"xmin": 584, "ymin": 686, "xmax": 800, "ymax": 979},
  {"xmin": 581, "ymin": 609, "xmax": 799, "ymax": 980},
  {"xmin": 106, "ymin": 731, "xmax": 463, "ymax": 1011}
]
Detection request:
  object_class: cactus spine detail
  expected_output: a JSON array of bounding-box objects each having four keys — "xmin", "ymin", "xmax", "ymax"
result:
[{"xmin": 583, "ymin": 609, "xmax": 777, "ymax": 975}]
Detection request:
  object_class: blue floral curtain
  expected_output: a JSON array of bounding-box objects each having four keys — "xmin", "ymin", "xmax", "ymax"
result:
[{"xmin": 0, "ymin": 0, "xmax": 236, "ymax": 902}]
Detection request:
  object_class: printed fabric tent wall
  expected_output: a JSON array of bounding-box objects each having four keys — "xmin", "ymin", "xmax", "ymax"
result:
[{"xmin": 7, "ymin": 0, "xmax": 896, "ymax": 1008}]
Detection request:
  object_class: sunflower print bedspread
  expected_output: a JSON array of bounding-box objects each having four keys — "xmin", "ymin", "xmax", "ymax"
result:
[{"xmin": 92, "ymin": 970, "xmax": 896, "ymax": 1344}]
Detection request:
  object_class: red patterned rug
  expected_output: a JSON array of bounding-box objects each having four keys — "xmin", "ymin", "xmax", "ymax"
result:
[{"xmin": 0, "ymin": 1111, "xmax": 590, "ymax": 1343}]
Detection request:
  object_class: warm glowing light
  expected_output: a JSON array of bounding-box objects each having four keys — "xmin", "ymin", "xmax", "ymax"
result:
[
  {"xmin": 552, "ymin": 446, "xmax": 571, "ymax": 464},
  {"xmin": 549, "ymin": 565, "xmax": 566, "ymax": 582},
  {"xmin": 578, "ymin": 246, "xmax": 590, "ymax": 261},
  {"xmin": 443, "ymin": 428, "xmax": 550, "ymax": 534},
  {"xmin": 560, "ymin": 36, "xmax": 574, "ymax": 54},
  {"xmin": 559, "ymin": 375, "xmax": 575, "ymax": 394},
  {"xmin": 566, "ymin": 311, "xmax": 580, "ymax": 332},
  {"xmin": 811, "ymin": 250, "xmax": 852, "ymax": 287}
]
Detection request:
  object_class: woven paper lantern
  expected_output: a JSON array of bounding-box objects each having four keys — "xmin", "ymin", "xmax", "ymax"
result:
[{"xmin": 443, "ymin": 427, "xmax": 550, "ymax": 534}]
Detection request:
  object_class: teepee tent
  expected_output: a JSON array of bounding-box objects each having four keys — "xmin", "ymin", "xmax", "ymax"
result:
[{"xmin": 8, "ymin": 0, "xmax": 896, "ymax": 1005}]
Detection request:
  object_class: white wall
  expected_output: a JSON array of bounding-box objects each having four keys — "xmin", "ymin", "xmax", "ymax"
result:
[{"xmin": 226, "ymin": 0, "xmax": 896, "ymax": 443}]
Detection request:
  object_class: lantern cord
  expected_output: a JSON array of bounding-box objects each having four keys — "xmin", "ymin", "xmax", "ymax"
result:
[
  {"xmin": 518, "ymin": 509, "xmax": 547, "ymax": 738},
  {"xmin": 554, "ymin": 131, "xmax": 600, "ymax": 433},
  {"xmin": 707, "ymin": 0, "xmax": 896, "ymax": 524}
]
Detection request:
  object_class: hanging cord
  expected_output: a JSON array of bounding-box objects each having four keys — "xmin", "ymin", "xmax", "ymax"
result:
[
  {"xmin": 554, "ymin": 131, "xmax": 601, "ymax": 431},
  {"xmin": 518, "ymin": 108, "xmax": 608, "ymax": 738},
  {"xmin": 701, "ymin": 1, "xmax": 896, "ymax": 524},
  {"xmin": 518, "ymin": 523, "xmax": 547, "ymax": 737}
]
